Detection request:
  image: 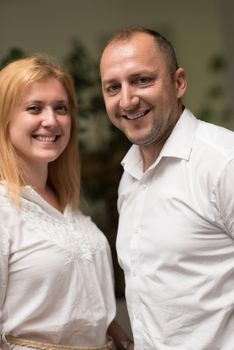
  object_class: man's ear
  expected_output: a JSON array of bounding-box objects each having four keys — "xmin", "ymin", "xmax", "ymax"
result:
[{"xmin": 175, "ymin": 68, "xmax": 187, "ymax": 98}]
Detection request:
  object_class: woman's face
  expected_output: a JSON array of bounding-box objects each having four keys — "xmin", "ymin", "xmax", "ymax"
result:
[{"xmin": 8, "ymin": 77, "xmax": 71, "ymax": 172}]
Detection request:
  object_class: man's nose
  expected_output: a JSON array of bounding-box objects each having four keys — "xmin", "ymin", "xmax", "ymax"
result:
[{"xmin": 119, "ymin": 85, "xmax": 139, "ymax": 110}]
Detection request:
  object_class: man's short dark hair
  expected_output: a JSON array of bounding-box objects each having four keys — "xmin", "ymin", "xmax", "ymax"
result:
[{"xmin": 104, "ymin": 27, "xmax": 179, "ymax": 76}]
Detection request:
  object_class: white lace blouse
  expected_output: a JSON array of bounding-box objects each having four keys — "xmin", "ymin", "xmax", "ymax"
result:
[{"xmin": 0, "ymin": 183, "xmax": 116, "ymax": 349}]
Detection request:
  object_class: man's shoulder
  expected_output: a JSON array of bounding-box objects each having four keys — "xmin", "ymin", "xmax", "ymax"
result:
[{"xmin": 195, "ymin": 119, "xmax": 234, "ymax": 159}]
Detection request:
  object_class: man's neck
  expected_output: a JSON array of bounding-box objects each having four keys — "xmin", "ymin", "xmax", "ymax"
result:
[{"xmin": 140, "ymin": 143, "xmax": 163, "ymax": 171}]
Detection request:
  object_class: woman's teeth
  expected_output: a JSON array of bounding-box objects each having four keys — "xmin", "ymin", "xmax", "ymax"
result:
[{"xmin": 35, "ymin": 136, "xmax": 56, "ymax": 142}]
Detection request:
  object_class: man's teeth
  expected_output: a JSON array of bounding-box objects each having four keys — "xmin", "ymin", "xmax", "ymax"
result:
[
  {"xmin": 35, "ymin": 136, "xmax": 56, "ymax": 142},
  {"xmin": 125, "ymin": 110, "xmax": 149, "ymax": 120}
]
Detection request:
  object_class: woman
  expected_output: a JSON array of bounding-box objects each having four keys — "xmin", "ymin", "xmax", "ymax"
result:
[{"xmin": 0, "ymin": 56, "xmax": 133, "ymax": 350}]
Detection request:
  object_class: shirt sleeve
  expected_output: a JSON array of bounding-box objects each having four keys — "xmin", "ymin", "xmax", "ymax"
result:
[
  {"xmin": 77, "ymin": 211, "xmax": 116, "ymax": 327},
  {"xmin": 0, "ymin": 224, "xmax": 10, "ymax": 346},
  {"xmin": 92, "ymin": 227, "xmax": 117, "ymax": 326},
  {"xmin": 215, "ymin": 159, "xmax": 234, "ymax": 238}
]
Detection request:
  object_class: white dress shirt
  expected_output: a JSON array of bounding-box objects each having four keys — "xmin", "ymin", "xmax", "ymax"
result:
[
  {"xmin": 0, "ymin": 184, "xmax": 116, "ymax": 349},
  {"xmin": 117, "ymin": 109, "xmax": 234, "ymax": 350}
]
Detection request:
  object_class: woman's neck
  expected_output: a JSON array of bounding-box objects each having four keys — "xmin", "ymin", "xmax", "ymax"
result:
[{"xmin": 21, "ymin": 162, "xmax": 62, "ymax": 212}]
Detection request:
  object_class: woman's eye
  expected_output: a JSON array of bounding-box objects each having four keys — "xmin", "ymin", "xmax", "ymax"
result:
[
  {"xmin": 55, "ymin": 104, "xmax": 69, "ymax": 114},
  {"xmin": 26, "ymin": 106, "xmax": 40, "ymax": 114}
]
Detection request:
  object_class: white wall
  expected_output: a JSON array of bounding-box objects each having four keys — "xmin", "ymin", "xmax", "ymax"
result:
[{"xmin": 0, "ymin": 0, "xmax": 230, "ymax": 118}]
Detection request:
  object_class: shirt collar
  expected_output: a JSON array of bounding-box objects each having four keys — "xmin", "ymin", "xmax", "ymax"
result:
[
  {"xmin": 159, "ymin": 108, "xmax": 199, "ymax": 160},
  {"xmin": 121, "ymin": 108, "xmax": 199, "ymax": 177}
]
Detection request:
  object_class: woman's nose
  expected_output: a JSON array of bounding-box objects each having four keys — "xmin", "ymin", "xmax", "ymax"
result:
[{"xmin": 41, "ymin": 108, "xmax": 58, "ymax": 127}]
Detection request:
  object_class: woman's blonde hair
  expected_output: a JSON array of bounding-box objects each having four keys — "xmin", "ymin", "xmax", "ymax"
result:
[{"xmin": 0, "ymin": 54, "xmax": 80, "ymax": 210}]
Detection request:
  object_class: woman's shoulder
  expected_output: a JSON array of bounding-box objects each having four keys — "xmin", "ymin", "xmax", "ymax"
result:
[
  {"xmin": 70, "ymin": 209, "xmax": 109, "ymax": 246},
  {"xmin": 0, "ymin": 183, "xmax": 15, "ymax": 212},
  {"xmin": 72, "ymin": 209, "xmax": 105, "ymax": 234}
]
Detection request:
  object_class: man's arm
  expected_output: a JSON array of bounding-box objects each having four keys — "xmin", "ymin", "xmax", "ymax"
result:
[{"xmin": 215, "ymin": 159, "xmax": 234, "ymax": 237}]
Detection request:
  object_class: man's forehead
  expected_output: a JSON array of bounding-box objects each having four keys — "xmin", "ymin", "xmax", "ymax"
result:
[{"xmin": 100, "ymin": 35, "xmax": 163, "ymax": 77}]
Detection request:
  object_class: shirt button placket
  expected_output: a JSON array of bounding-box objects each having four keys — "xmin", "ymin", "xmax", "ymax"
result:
[{"xmin": 130, "ymin": 180, "xmax": 148, "ymax": 346}]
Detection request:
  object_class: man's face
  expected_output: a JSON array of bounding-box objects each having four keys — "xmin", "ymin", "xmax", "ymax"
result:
[{"xmin": 100, "ymin": 32, "xmax": 186, "ymax": 154}]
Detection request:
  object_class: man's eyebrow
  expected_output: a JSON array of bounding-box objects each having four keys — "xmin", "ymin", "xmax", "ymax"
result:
[{"xmin": 102, "ymin": 79, "xmax": 118, "ymax": 86}]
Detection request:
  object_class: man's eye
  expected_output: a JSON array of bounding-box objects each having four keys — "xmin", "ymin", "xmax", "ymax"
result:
[
  {"xmin": 106, "ymin": 85, "xmax": 120, "ymax": 94},
  {"xmin": 137, "ymin": 77, "xmax": 152, "ymax": 85}
]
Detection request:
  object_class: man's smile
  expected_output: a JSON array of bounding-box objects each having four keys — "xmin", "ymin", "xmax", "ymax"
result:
[{"xmin": 122, "ymin": 109, "xmax": 151, "ymax": 120}]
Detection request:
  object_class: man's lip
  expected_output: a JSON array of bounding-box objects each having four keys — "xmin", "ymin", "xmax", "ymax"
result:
[{"xmin": 122, "ymin": 109, "xmax": 151, "ymax": 120}]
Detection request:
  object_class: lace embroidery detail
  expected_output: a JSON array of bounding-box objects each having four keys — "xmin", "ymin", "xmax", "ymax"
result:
[
  {"xmin": 0, "ymin": 188, "xmax": 106, "ymax": 262},
  {"xmin": 20, "ymin": 202, "xmax": 105, "ymax": 262}
]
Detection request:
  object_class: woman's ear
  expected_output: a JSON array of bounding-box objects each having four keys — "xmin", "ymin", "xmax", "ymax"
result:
[{"xmin": 175, "ymin": 68, "xmax": 187, "ymax": 98}]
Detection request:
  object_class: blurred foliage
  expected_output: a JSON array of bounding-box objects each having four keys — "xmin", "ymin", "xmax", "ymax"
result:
[
  {"xmin": 0, "ymin": 47, "xmax": 26, "ymax": 68},
  {"xmin": 64, "ymin": 40, "xmax": 94, "ymax": 91},
  {"xmin": 208, "ymin": 55, "xmax": 227, "ymax": 73},
  {"xmin": 197, "ymin": 54, "xmax": 234, "ymax": 128},
  {"xmin": 63, "ymin": 41, "xmax": 105, "ymax": 119}
]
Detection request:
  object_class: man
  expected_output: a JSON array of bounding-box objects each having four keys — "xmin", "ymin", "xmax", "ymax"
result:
[{"xmin": 100, "ymin": 28, "xmax": 234, "ymax": 350}]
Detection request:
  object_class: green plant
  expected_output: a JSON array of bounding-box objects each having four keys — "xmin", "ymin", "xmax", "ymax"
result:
[{"xmin": 197, "ymin": 54, "xmax": 234, "ymax": 129}]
